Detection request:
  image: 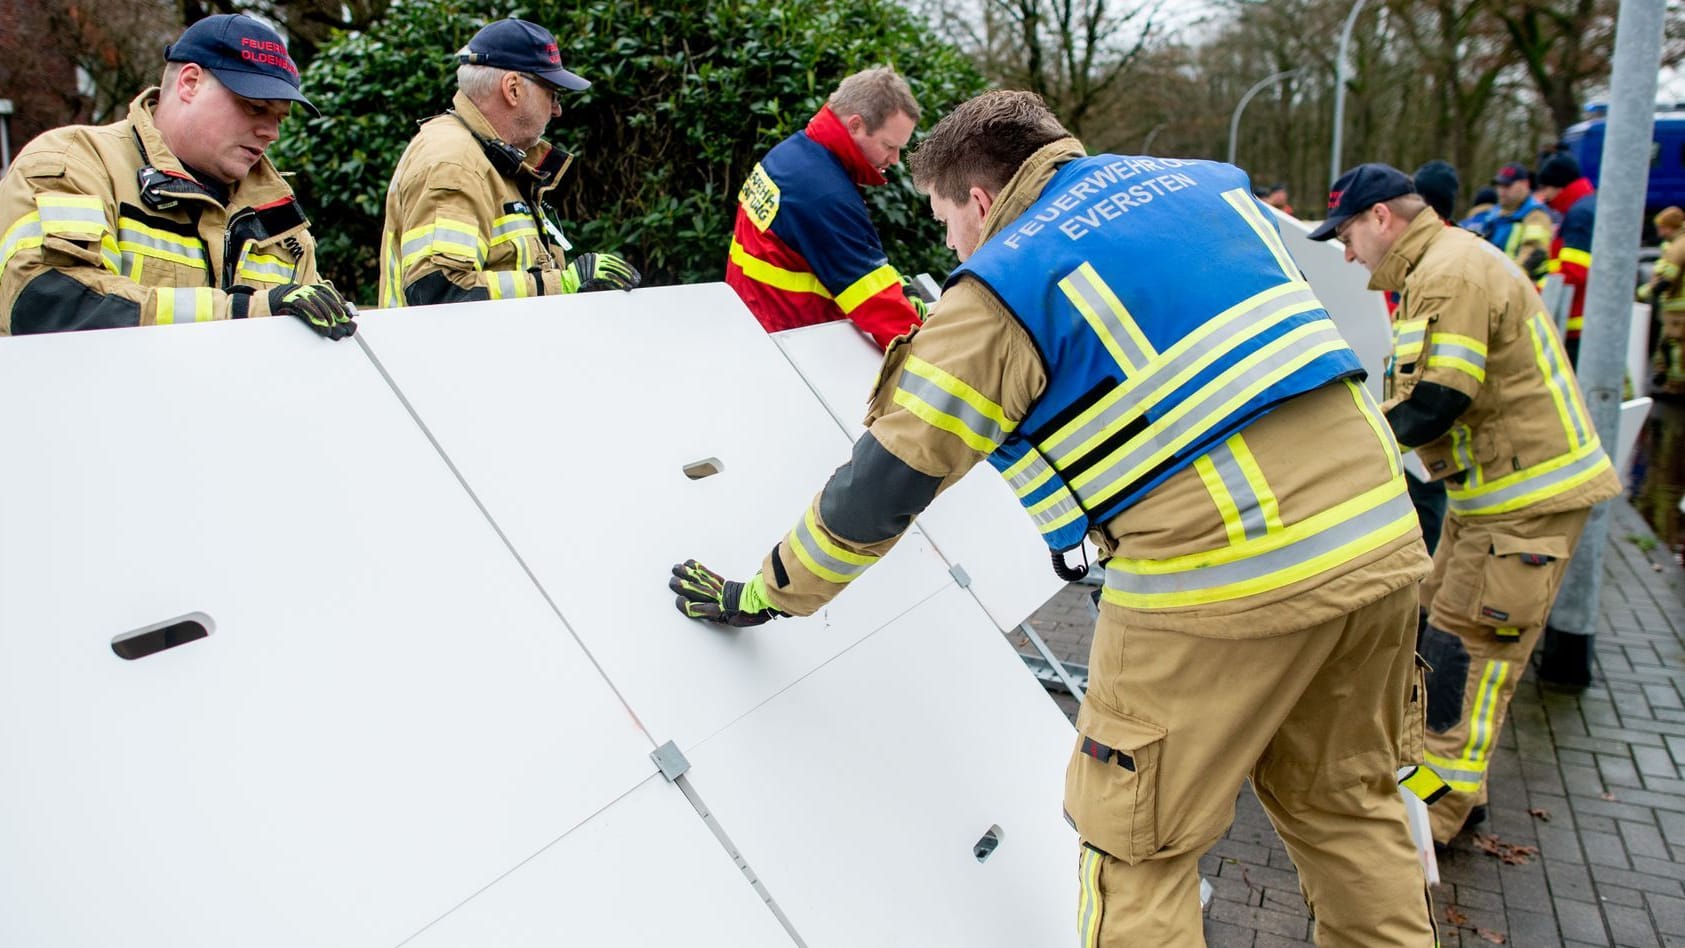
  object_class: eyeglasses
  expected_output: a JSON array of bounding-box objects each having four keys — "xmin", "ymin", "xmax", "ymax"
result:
[
  {"xmin": 521, "ymin": 74, "xmax": 562, "ymax": 109},
  {"xmin": 1334, "ymin": 207, "xmax": 1369, "ymax": 243}
]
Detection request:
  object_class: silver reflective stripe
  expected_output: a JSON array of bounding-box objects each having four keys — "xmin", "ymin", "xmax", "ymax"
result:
[
  {"xmin": 1530, "ymin": 312, "xmax": 1590, "ymax": 446},
  {"xmin": 118, "ymin": 227, "xmax": 208, "ymax": 266},
  {"xmin": 1064, "ymin": 266, "xmax": 1153, "ymax": 372},
  {"xmin": 1467, "ymin": 660, "xmax": 1508, "ymax": 766},
  {"xmin": 1206, "ymin": 441, "xmax": 1269, "ymax": 541},
  {"xmin": 490, "ymin": 270, "xmax": 521, "ymax": 299},
  {"xmin": 1007, "ymin": 452, "xmax": 1055, "ymax": 495},
  {"xmin": 1041, "ymin": 284, "xmax": 1322, "ymax": 463},
  {"xmin": 1430, "ymin": 339, "xmax": 1486, "ymax": 372},
  {"xmin": 491, "ymin": 218, "xmax": 537, "ymax": 240},
  {"xmin": 1447, "ymin": 443, "xmax": 1610, "ymax": 514},
  {"xmin": 0, "ymin": 219, "xmax": 44, "ymax": 264},
  {"xmin": 1029, "ymin": 489, "xmax": 1083, "ymax": 534},
  {"xmin": 897, "ymin": 367, "xmax": 1013, "ymax": 448},
  {"xmin": 1450, "ymin": 424, "xmax": 1477, "ymax": 480},
  {"xmin": 792, "ymin": 512, "xmax": 872, "ymax": 581},
  {"xmin": 1425, "ymin": 760, "xmax": 1486, "ymax": 791},
  {"xmin": 1073, "ymin": 321, "xmax": 1345, "ymax": 508},
  {"xmin": 1395, "ymin": 325, "xmax": 1425, "ymax": 349},
  {"xmin": 238, "ymin": 258, "xmax": 295, "ymax": 281},
  {"xmin": 1103, "ymin": 479, "xmax": 1412, "ymax": 597},
  {"xmin": 38, "ymin": 204, "xmax": 106, "ymax": 228}
]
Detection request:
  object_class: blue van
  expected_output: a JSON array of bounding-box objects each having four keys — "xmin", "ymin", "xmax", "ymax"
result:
[{"xmin": 1561, "ymin": 105, "xmax": 1685, "ymax": 236}]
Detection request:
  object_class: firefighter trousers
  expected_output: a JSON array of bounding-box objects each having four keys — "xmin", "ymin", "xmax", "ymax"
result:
[
  {"xmin": 1069, "ymin": 584, "xmax": 1434, "ymax": 946},
  {"xmin": 1419, "ymin": 506, "xmax": 1590, "ymax": 843}
]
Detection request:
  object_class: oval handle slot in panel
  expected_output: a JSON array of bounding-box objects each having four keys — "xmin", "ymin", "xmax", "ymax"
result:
[
  {"xmin": 112, "ymin": 612, "xmax": 213, "ymax": 660},
  {"xmin": 973, "ymin": 824, "xmax": 1004, "ymax": 863},
  {"xmin": 683, "ymin": 457, "xmax": 723, "ymax": 480}
]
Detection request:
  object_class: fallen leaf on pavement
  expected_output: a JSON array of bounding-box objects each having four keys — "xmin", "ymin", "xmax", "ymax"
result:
[
  {"xmin": 1446, "ymin": 905, "xmax": 1469, "ymax": 926},
  {"xmin": 1528, "ymin": 807, "xmax": 1551, "ymax": 821},
  {"xmin": 1478, "ymin": 928, "xmax": 1507, "ymax": 943},
  {"xmin": 1601, "ymin": 791, "xmax": 1618, "ymax": 801},
  {"xmin": 1470, "ymin": 832, "xmax": 1539, "ymax": 865}
]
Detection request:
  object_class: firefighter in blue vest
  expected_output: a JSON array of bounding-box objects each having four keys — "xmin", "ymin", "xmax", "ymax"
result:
[
  {"xmin": 671, "ymin": 91, "xmax": 1437, "ymax": 946},
  {"xmin": 1482, "ymin": 163, "xmax": 1555, "ymax": 281}
]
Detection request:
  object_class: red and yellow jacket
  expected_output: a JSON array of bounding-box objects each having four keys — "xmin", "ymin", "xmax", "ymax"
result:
[
  {"xmin": 725, "ymin": 106, "xmax": 920, "ymax": 350},
  {"xmin": 1545, "ymin": 177, "xmax": 1596, "ymax": 338}
]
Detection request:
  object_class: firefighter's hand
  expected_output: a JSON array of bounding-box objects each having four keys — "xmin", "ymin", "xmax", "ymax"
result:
[
  {"xmin": 900, "ymin": 274, "xmax": 930, "ymax": 320},
  {"xmin": 669, "ymin": 560, "xmax": 785, "ymax": 627},
  {"xmin": 561, "ymin": 252, "xmax": 641, "ymax": 293},
  {"xmin": 242, "ymin": 283, "xmax": 357, "ymax": 340}
]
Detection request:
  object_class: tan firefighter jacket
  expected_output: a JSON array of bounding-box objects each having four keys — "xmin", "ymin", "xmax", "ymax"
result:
[
  {"xmin": 379, "ymin": 91, "xmax": 575, "ymax": 308},
  {"xmin": 1639, "ymin": 238, "xmax": 1685, "ymax": 315},
  {"xmin": 1372, "ymin": 210, "xmax": 1621, "ymax": 518},
  {"xmin": 0, "ymin": 90, "xmax": 319, "ymax": 335},
  {"xmin": 757, "ymin": 138, "xmax": 1429, "ymax": 638}
]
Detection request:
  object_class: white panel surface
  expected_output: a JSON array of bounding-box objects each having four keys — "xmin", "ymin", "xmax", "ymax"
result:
[
  {"xmin": 687, "ymin": 584, "xmax": 1077, "ymax": 947},
  {"xmin": 355, "ymin": 285, "xmax": 956, "ymax": 752},
  {"xmin": 0, "ymin": 320, "xmax": 655, "ymax": 948},
  {"xmin": 403, "ymin": 776, "xmax": 792, "ymax": 948},
  {"xmin": 1273, "ymin": 207, "xmax": 1394, "ymax": 394},
  {"xmin": 772, "ymin": 321, "xmax": 1066, "ymax": 630}
]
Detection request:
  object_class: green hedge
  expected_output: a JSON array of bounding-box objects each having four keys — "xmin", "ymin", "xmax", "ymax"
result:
[{"xmin": 273, "ymin": 0, "xmax": 987, "ymax": 303}]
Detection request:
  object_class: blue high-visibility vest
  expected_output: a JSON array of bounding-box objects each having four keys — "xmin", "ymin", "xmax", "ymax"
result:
[{"xmin": 951, "ymin": 154, "xmax": 1363, "ymax": 551}]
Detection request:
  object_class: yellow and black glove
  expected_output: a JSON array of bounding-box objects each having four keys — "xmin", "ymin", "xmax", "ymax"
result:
[
  {"xmin": 560, "ymin": 252, "xmax": 641, "ymax": 293},
  {"xmin": 234, "ymin": 283, "xmax": 357, "ymax": 340},
  {"xmin": 669, "ymin": 559, "xmax": 785, "ymax": 627}
]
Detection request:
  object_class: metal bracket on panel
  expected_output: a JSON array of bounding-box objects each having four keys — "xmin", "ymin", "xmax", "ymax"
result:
[
  {"xmin": 949, "ymin": 563, "xmax": 972, "ymax": 588},
  {"xmin": 651, "ymin": 740, "xmax": 690, "ymax": 782}
]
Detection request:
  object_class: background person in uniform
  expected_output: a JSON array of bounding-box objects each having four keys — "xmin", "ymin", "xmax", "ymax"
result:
[
  {"xmin": 0, "ymin": 14, "xmax": 354, "ymax": 339},
  {"xmin": 1483, "ymin": 163, "xmax": 1554, "ymax": 280},
  {"xmin": 379, "ymin": 18, "xmax": 640, "ymax": 309},
  {"xmin": 1412, "ymin": 160, "xmax": 1458, "ymax": 224},
  {"xmin": 1537, "ymin": 151, "xmax": 1598, "ymax": 363},
  {"xmin": 1459, "ymin": 186, "xmax": 1498, "ymax": 233},
  {"xmin": 674, "ymin": 91, "xmax": 1437, "ymax": 947},
  {"xmin": 724, "ymin": 67, "xmax": 927, "ymax": 350},
  {"xmin": 1315, "ymin": 162, "xmax": 1621, "ymax": 842},
  {"xmin": 1640, "ymin": 206, "xmax": 1685, "ymax": 395}
]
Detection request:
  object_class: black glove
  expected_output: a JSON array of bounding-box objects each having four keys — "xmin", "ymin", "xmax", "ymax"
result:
[
  {"xmin": 669, "ymin": 559, "xmax": 785, "ymax": 627},
  {"xmin": 237, "ymin": 283, "xmax": 357, "ymax": 340},
  {"xmin": 562, "ymin": 252, "xmax": 641, "ymax": 293}
]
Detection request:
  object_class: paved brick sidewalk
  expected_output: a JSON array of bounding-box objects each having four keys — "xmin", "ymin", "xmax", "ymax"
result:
[{"xmin": 1021, "ymin": 500, "xmax": 1685, "ymax": 946}]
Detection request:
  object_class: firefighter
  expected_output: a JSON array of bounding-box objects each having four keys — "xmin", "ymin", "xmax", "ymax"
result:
[
  {"xmin": 1314, "ymin": 162, "xmax": 1621, "ymax": 843},
  {"xmin": 0, "ymin": 14, "xmax": 354, "ymax": 338},
  {"xmin": 673, "ymin": 92, "xmax": 1438, "ymax": 946},
  {"xmin": 1537, "ymin": 151, "xmax": 1598, "ymax": 364},
  {"xmin": 1483, "ymin": 163, "xmax": 1555, "ymax": 280},
  {"xmin": 1640, "ymin": 206, "xmax": 1685, "ymax": 395},
  {"xmin": 379, "ymin": 18, "xmax": 640, "ymax": 308},
  {"xmin": 725, "ymin": 67, "xmax": 927, "ymax": 350}
]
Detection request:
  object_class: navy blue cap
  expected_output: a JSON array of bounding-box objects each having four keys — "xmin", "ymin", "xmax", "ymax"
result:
[
  {"xmin": 165, "ymin": 14, "xmax": 317, "ymax": 116},
  {"xmin": 1537, "ymin": 152, "xmax": 1582, "ymax": 189},
  {"xmin": 1308, "ymin": 163, "xmax": 1416, "ymax": 241},
  {"xmin": 1492, "ymin": 163, "xmax": 1531, "ymax": 186},
  {"xmin": 457, "ymin": 19, "xmax": 589, "ymax": 92}
]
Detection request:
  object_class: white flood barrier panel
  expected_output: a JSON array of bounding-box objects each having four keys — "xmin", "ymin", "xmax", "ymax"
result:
[
  {"xmin": 1272, "ymin": 208, "xmax": 1393, "ymax": 397},
  {"xmin": 772, "ymin": 321, "xmax": 1066, "ymax": 630},
  {"xmin": 354, "ymin": 284, "xmax": 959, "ymax": 754},
  {"xmin": 685, "ymin": 584, "xmax": 1077, "ymax": 947},
  {"xmin": 402, "ymin": 776, "xmax": 793, "ymax": 948},
  {"xmin": 0, "ymin": 320, "xmax": 658, "ymax": 948}
]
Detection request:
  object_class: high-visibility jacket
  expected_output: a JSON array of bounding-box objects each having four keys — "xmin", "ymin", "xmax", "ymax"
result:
[
  {"xmin": 0, "ymin": 89, "xmax": 319, "ymax": 334},
  {"xmin": 1482, "ymin": 195, "xmax": 1554, "ymax": 277},
  {"xmin": 379, "ymin": 91, "xmax": 575, "ymax": 308},
  {"xmin": 1372, "ymin": 210, "xmax": 1620, "ymax": 518},
  {"xmin": 950, "ymin": 154, "xmax": 1364, "ymax": 552},
  {"xmin": 757, "ymin": 138, "xmax": 1427, "ymax": 638},
  {"xmin": 724, "ymin": 105, "xmax": 920, "ymax": 350},
  {"xmin": 1639, "ymin": 237, "xmax": 1685, "ymax": 315},
  {"xmin": 1544, "ymin": 178, "xmax": 1596, "ymax": 338}
]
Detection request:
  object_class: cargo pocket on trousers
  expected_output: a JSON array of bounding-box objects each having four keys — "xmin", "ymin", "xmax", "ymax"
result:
[
  {"xmin": 862, "ymin": 329, "xmax": 916, "ymax": 427},
  {"xmin": 1469, "ymin": 533, "xmax": 1571, "ymax": 632},
  {"xmin": 1064, "ymin": 700, "xmax": 1166, "ymax": 864}
]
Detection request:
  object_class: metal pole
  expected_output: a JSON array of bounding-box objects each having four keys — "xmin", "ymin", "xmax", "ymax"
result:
[
  {"xmin": 1229, "ymin": 69, "xmax": 1303, "ymax": 168},
  {"xmin": 1141, "ymin": 122, "xmax": 1167, "ymax": 155},
  {"xmin": 1330, "ymin": 0, "xmax": 1369, "ymax": 184},
  {"xmin": 1538, "ymin": 0, "xmax": 1665, "ymax": 687},
  {"xmin": 0, "ymin": 99, "xmax": 14, "ymax": 178}
]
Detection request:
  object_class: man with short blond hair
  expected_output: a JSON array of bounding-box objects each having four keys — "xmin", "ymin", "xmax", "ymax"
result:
[
  {"xmin": 0, "ymin": 14, "xmax": 354, "ymax": 338},
  {"xmin": 725, "ymin": 66, "xmax": 926, "ymax": 349}
]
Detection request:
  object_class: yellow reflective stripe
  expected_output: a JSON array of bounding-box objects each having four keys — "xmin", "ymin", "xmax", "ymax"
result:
[
  {"xmin": 1039, "ymin": 280, "xmax": 1322, "ymax": 461},
  {"xmin": 893, "ymin": 354, "xmax": 1017, "ymax": 453},
  {"xmin": 1060, "ymin": 262, "xmax": 1158, "ymax": 375},
  {"xmin": 486, "ymin": 269, "xmax": 531, "ymax": 300},
  {"xmin": 1, "ymin": 213, "xmax": 46, "ymax": 267},
  {"xmin": 1527, "ymin": 311, "xmax": 1591, "ymax": 448},
  {"xmin": 1448, "ymin": 425, "xmax": 1479, "ymax": 485},
  {"xmin": 836, "ymin": 263, "xmax": 900, "ymax": 314},
  {"xmin": 1345, "ymin": 379, "xmax": 1401, "ymax": 478},
  {"xmin": 1566, "ymin": 315, "xmax": 1584, "ymax": 332},
  {"xmin": 1003, "ymin": 449, "xmax": 1056, "ymax": 498},
  {"xmin": 729, "ymin": 238, "xmax": 832, "ymax": 298},
  {"xmin": 1426, "ymin": 332, "xmax": 1488, "ymax": 383},
  {"xmin": 1393, "ymin": 318, "xmax": 1427, "ymax": 364},
  {"xmin": 116, "ymin": 218, "xmax": 208, "ymax": 269},
  {"xmin": 235, "ymin": 251, "xmax": 296, "ymax": 285},
  {"xmin": 1446, "ymin": 439, "xmax": 1612, "ymax": 515},
  {"xmin": 380, "ymin": 232, "xmax": 403, "ymax": 308},
  {"xmin": 1520, "ymin": 224, "xmax": 1552, "ymax": 246},
  {"xmin": 1225, "ymin": 434, "xmax": 1282, "ymax": 532},
  {"xmin": 1425, "ymin": 660, "xmax": 1509, "ymax": 793},
  {"xmin": 1222, "ymin": 187, "xmax": 1298, "ymax": 281},
  {"xmin": 35, "ymin": 194, "xmax": 108, "ymax": 238},
  {"xmin": 1023, "ymin": 478, "xmax": 1088, "ymax": 535},
  {"xmin": 1399, "ymin": 765, "xmax": 1450, "ymax": 804},
  {"xmin": 400, "ymin": 220, "xmax": 488, "ymax": 271},
  {"xmin": 153, "ymin": 287, "xmax": 215, "ymax": 324},
  {"xmin": 489, "ymin": 213, "xmax": 538, "ymax": 244},
  {"xmin": 787, "ymin": 507, "xmax": 878, "ymax": 584},
  {"xmin": 1077, "ymin": 847, "xmax": 1103, "ymax": 948},
  {"xmin": 1002, "ymin": 449, "xmax": 1085, "ymax": 538},
  {"xmin": 1194, "ymin": 454, "xmax": 1248, "ymax": 546},
  {"xmin": 1558, "ymin": 247, "xmax": 1592, "ymax": 268},
  {"xmin": 99, "ymin": 234, "xmax": 121, "ymax": 274},
  {"xmin": 1102, "ymin": 474, "xmax": 1416, "ymax": 608}
]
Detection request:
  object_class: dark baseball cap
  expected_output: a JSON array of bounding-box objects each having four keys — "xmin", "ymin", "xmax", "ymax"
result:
[
  {"xmin": 1537, "ymin": 152, "xmax": 1582, "ymax": 189},
  {"xmin": 456, "ymin": 18, "xmax": 590, "ymax": 92},
  {"xmin": 165, "ymin": 14, "xmax": 317, "ymax": 116},
  {"xmin": 1308, "ymin": 163, "xmax": 1416, "ymax": 241},
  {"xmin": 1492, "ymin": 163, "xmax": 1531, "ymax": 186}
]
